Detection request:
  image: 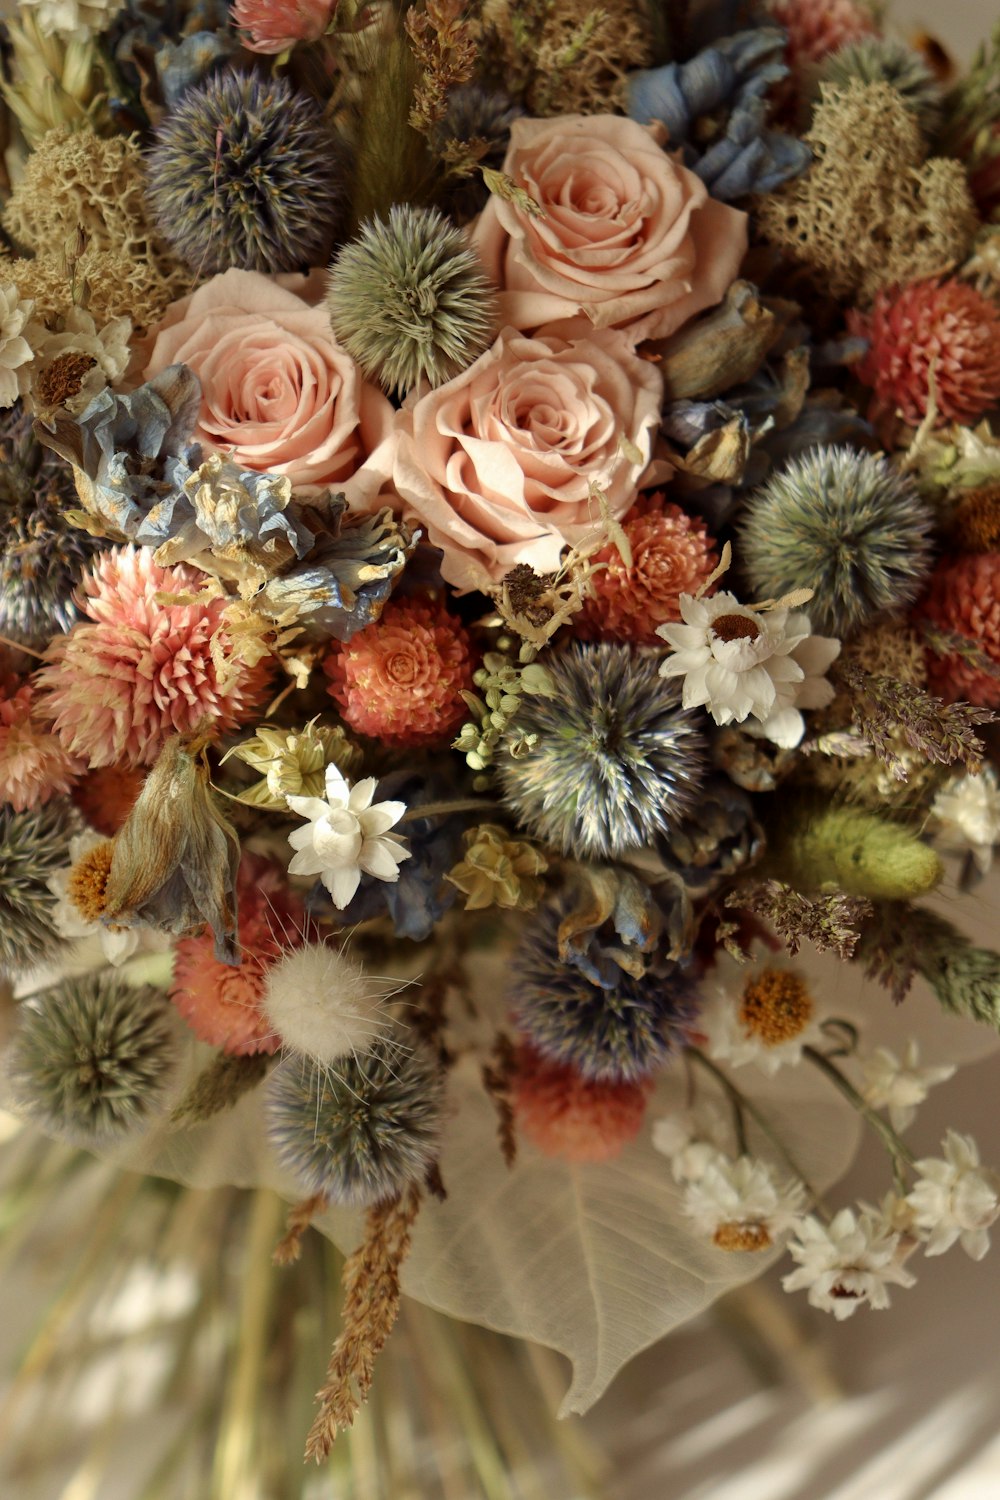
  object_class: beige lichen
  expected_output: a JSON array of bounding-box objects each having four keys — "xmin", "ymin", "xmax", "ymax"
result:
[
  {"xmin": 483, "ymin": 0, "xmax": 652, "ymax": 115},
  {"xmin": 756, "ymin": 80, "xmax": 979, "ymax": 303},
  {"xmin": 2, "ymin": 127, "xmax": 191, "ymax": 331}
]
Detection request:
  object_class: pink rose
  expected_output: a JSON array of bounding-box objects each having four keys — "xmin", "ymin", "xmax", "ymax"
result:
[
  {"xmin": 231, "ymin": 0, "xmax": 336, "ymax": 55},
  {"xmin": 472, "ymin": 114, "xmax": 748, "ymax": 345},
  {"xmin": 143, "ymin": 269, "xmax": 395, "ymax": 502},
  {"xmin": 392, "ymin": 325, "xmax": 664, "ymax": 592}
]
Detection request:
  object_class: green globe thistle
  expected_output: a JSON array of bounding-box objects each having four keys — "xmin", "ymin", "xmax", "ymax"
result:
[
  {"xmin": 326, "ymin": 205, "xmax": 498, "ymax": 397},
  {"xmin": 265, "ymin": 1038, "xmax": 443, "ymax": 1207},
  {"xmin": 511, "ymin": 900, "xmax": 698, "ymax": 1083},
  {"xmin": 816, "ymin": 39, "xmax": 943, "ymax": 137},
  {"xmin": 739, "ymin": 447, "xmax": 935, "ymax": 638},
  {"xmin": 146, "ymin": 70, "xmax": 349, "ymax": 276},
  {"xmin": 8, "ymin": 973, "xmax": 177, "ymax": 1142},
  {"xmin": 0, "ymin": 799, "xmax": 79, "ymax": 976},
  {"xmin": 496, "ymin": 642, "xmax": 707, "ymax": 861},
  {"xmin": 0, "ymin": 404, "xmax": 101, "ymax": 643}
]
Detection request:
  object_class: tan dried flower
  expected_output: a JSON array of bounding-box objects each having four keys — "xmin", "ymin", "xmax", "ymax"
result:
[
  {"xmin": 0, "ymin": 12, "xmax": 112, "ymax": 145},
  {"xmin": 446, "ymin": 823, "xmax": 548, "ymax": 911},
  {"xmin": 223, "ymin": 720, "xmax": 363, "ymax": 809},
  {"xmin": 483, "ymin": 0, "xmax": 652, "ymax": 115}
]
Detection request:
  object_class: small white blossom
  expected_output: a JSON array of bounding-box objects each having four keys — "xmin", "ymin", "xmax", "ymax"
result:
[
  {"xmin": 651, "ymin": 1112, "xmax": 723, "ymax": 1183},
  {"xmin": 931, "ymin": 767, "xmax": 1000, "ymax": 876},
  {"xmin": 657, "ymin": 591, "xmax": 839, "ymax": 748},
  {"xmin": 906, "ymin": 1130, "xmax": 1000, "ymax": 1261},
  {"xmin": 696, "ymin": 980, "xmax": 825, "ymax": 1077},
  {"xmin": 0, "ymin": 282, "xmax": 37, "ymax": 408},
  {"xmin": 683, "ymin": 1154, "xmax": 807, "ymax": 1250},
  {"xmin": 286, "ymin": 764, "xmax": 410, "ymax": 908},
  {"xmin": 857, "ymin": 1041, "xmax": 956, "ymax": 1132},
  {"xmin": 46, "ymin": 831, "xmax": 139, "ymax": 967},
  {"xmin": 782, "ymin": 1207, "xmax": 916, "ymax": 1319},
  {"xmin": 29, "ymin": 310, "xmax": 132, "ymax": 416}
]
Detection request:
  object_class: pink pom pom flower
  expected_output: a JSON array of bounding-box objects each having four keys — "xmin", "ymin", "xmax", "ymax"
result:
[
  {"xmin": 768, "ymin": 0, "xmax": 877, "ymax": 79},
  {"xmin": 170, "ymin": 853, "xmax": 306, "ymax": 1056},
  {"xmin": 0, "ymin": 681, "xmax": 82, "ymax": 813},
  {"xmin": 36, "ymin": 546, "xmax": 273, "ymax": 768},
  {"xmin": 511, "ymin": 1045, "xmax": 651, "ymax": 1164},
  {"xmin": 576, "ymin": 493, "xmax": 719, "ymax": 646},
  {"xmin": 230, "ymin": 0, "xmax": 336, "ymax": 54},
  {"xmin": 850, "ymin": 280, "xmax": 1000, "ymax": 428},
  {"xmin": 324, "ymin": 596, "xmax": 475, "ymax": 747},
  {"xmin": 919, "ymin": 553, "xmax": 1000, "ymax": 709}
]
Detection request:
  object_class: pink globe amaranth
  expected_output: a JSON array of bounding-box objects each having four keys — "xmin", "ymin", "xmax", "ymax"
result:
[
  {"xmin": 918, "ymin": 552, "xmax": 1000, "ymax": 709},
  {"xmin": 849, "ymin": 280, "xmax": 1000, "ymax": 428},
  {"xmin": 575, "ymin": 493, "xmax": 719, "ymax": 645},
  {"xmin": 231, "ymin": 0, "xmax": 336, "ymax": 53},
  {"xmin": 171, "ymin": 853, "xmax": 306, "ymax": 1056},
  {"xmin": 768, "ymin": 0, "xmax": 877, "ymax": 76},
  {"xmin": 324, "ymin": 596, "xmax": 475, "ymax": 747},
  {"xmin": 0, "ymin": 681, "xmax": 83, "ymax": 812},
  {"xmin": 36, "ymin": 546, "xmax": 274, "ymax": 768},
  {"xmin": 511, "ymin": 1044, "xmax": 651, "ymax": 1164}
]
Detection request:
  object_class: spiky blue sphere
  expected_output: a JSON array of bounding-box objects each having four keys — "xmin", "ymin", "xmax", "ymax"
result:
[
  {"xmin": 0, "ymin": 405, "xmax": 101, "ymax": 643},
  {"xmin": 511, "ymin": 901, "xmax": 697, "ymax": 1082},
  {"xmin": 265, "ymin": 1037, "xmax": 443, "ymax": 1207},
  {"xmin": 8, "ymin": 973, "xmax": 176, "ymax": 1141},
  {"xmin": 146, "ymin": 69, "xmax": 349, "ymax": 275},
  {"xmin": 497, "ymin": 642, "xmax": 707, "ymax": 861},
  {"xmin": 740, "ymin": 446, "xmax": 935, "ymax": 638},
  {"xmin": 326, "ymin": 205, "xmax": 498, "ymax": 396},
  {"xmin": 0, "ymin": 799, "xmax": 79, "ymax": 976}
]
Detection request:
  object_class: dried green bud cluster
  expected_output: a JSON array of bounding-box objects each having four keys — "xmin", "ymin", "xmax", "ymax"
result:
[
  {"xmin": 225, "ymin": 720, "xmax": 363, "ymax": 809},
  {"xmin": 454, "ymin": 651, "xmax": 556, "ymax": 771}
]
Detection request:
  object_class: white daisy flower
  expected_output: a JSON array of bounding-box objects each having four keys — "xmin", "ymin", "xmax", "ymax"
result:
[
  {"xmin": 931, "ymin": 767, "xmax": 1000, "ymax": 877},
  {"xmin": 782, "ymin": 1207, "xmax": 916, "ymax": 1319},
  {"xmin": 906, "ymin": 1130, "xmax": 1000, "ymax": 1261},
  {"xmin": 857, "ymin": 1041, "xmax": 956, "ymax": 1132},
  {"xmin": 29, "ymin": 309, "xmax": 133, "ymax": 417},
  {"xmin": 286, "ymin": 763, "xmax": 410, "ymax": 909},
  {"xmin": 46, "ymin": 830, "xmax": 139, "ymax": 967},
  {"xmin": 651, "ymin": 1111, "xmax": 724, "ymax": 1183},
  {"xmin": 656, "ymin": 591, "xmax": 839, "ymax": 748},
  {"xmin": 0, "ymin": 282, "xmax": 37, "ymax": 408},
  {"xmin": 696, "ymin": 967, "xmax": 826, "ymax": 1077},
  {"xmin": 683, "ymin": 1154, "xmax": 807, "ymax": 1251}
]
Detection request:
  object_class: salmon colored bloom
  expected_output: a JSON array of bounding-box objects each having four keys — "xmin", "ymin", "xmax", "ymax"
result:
[
  {"xmin": 512, "ymin": 1044, "xmax": 651, "ymax": 1164},
  {"xmin": 0, "ymin": 681, "xmax": 82, "ymax": 812},
  {"xmin": 919, "ymin": 553, "xmax": 1000, "ymax": 709},
  {"xmin": 231, "ymin": 0, "xmax": 335, "ymax": 54}
]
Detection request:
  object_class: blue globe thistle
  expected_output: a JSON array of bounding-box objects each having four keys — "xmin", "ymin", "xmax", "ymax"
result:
[
  {"xmin": 0, "ymin": 799, "xmax": 79, "ymax": 976},
  {"xmin": 739, "ymin": 446, "xmax": 935, "ymax": 638},
  {"xmin": 146, "ymin": 69, "xmax": 349, "ymax": 275},
  {"xmin": 265, "ymin": 1038, "xmax": 443, "ymax": 1207},
  {"xmin": 816, "ymin": 39, "xmax": 943, "ymax": 137},
  {"xmin": 0, "ymin": 405, "xmax": 101, "ymax": 643},
  {"xmin": 433, "ymin": 85, "xmax": 523, "ymax": 222},
  {"xmin": 8, "ymin": 974, "xmax": 176, "ymax": 1142},
  {"xmin": 496, "ymin": 642, "xmax": 707, "ymax": 862},
  {"xmin": 511, "ymin": 900, "xmax": 698, "ymax": 1083},
  {"xmin": 326, "ymin": 205, "xmax": 498, "ymax": 397}
]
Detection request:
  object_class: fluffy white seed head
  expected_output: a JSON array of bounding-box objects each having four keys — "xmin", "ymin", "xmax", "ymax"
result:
[{"xmin": 263, "ymin": 943, "xmax": 391, "ymax": 1064}]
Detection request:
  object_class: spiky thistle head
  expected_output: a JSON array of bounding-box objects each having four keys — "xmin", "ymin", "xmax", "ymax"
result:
[
  {"xmin": 496, "ymin": 641, "xmax": 707, "ymax": 861},
  {"xmin": 0, "ymin": 798, "xmax": 79, "ymax": 976},
  {"xmin": 8, "ymin": 973, "xmax": 177, "ymax": 1141},
  {"xmin": 0, "ymin": 404, "xmax": 101, "ymax": 643},
  {"xmin": 145, "ymin": 69, "xmax": 349, "ymax": 276},
  {"xmin": 510, "ymin": 899, "xmax": 698, "ymax": 1083},
  {"xmin": 265, "ymin": 1036, "xmax": 443, "ymax": 1207},
  {"xmin": 815, "ymin": 38, "xmax": 943, "ymax": 136},
  {"xmin": 739, "ymin": 446, "xmax": 935, "ymax": 638},
  {"xmin": 326, "ymin": 204, "xmax": 498, "ymax": 397}
]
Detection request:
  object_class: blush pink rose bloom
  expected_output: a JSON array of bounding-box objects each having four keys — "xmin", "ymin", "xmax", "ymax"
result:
[
  {"xmin": 472, "ymin": 114, "xmax": 748, "ymax": 346},
  {"xmin": 231, "ymin": 0, "xmax": 336, "ymax": 54},
  {"xmin": 392, "ymin": 325, "xmax": 664, "ymax": 592},
  {"xmin": 143, "ymin": 269, "xmax": 395, "ymax": 502}
]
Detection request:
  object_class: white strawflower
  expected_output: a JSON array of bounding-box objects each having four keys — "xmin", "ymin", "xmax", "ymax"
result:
[
  {"xmin": 286, "ymin": 764, "xmax": 410, "ymax": 908},
  {"xmin": 263, "ymin": 942, "xmax": 392, "ymax": 1064},
  {"xmin": 782, "ymin": 1207, "xmax": 916, "ymax": 1319},
  {"xmin": 931, "ymin": 767, "xmax": 1000, "ymax": 877},
  {"xmin": 697, "ymin": 966, "xmax": 826, "ymax": 1077},
  {"xmin": 906, "ymin": 1130, "xmax": 1000, "ymax": 1261},
  {"xmin": 16, "ymin": 0, "xmax": 125, "ymax": 41},
  {"xmin": 29, "ymin": 310, "xmax": 133, "ymax": 416},
  {"xmin": 857, "ymin": 1040, "xmax": 956, "ymax": 1132},
  {"xmin": 656, "ymin": 591, "xmax": 839, "ymax": 748},
  {"xmin": 0, "ymin": 282, "xmax": 37, "ymax": 408},
  {"xmin": 683, "ymin": 1154, "xmax": 807, "ymax": 1251},
  {"xmin": 651, "ymin": 1111, "xmax": 723, "ymax": 1183},
  {"xmin": 46, "ymin": 830, "xmax": 139, "ymax": 967}
]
